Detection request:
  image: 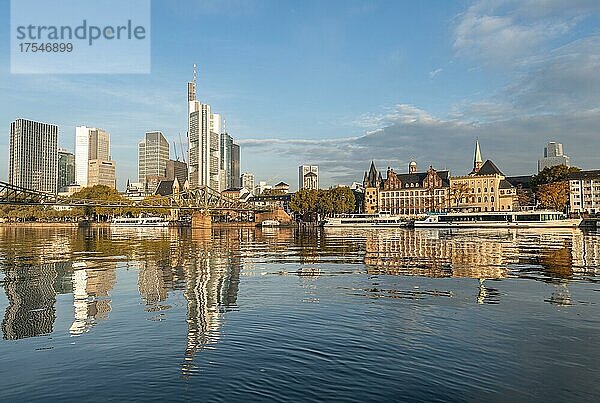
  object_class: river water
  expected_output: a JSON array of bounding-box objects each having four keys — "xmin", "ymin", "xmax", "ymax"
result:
[{"xmin": 0, "ymin": 226, "xmax": 599, "ymax": 401}]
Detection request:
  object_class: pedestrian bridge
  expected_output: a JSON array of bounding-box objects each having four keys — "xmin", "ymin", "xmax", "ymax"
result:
[{"xmin": 0, "ymin": 180, "xmax": 268, "ymax": 212}]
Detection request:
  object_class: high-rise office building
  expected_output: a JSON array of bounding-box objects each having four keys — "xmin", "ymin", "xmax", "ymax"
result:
[
  {"xmin": 241, "ymin": 172, "xmax": 255, "ymax": 194},
  {"xmin": 138, "ymin": 131, "xmax": 170, "ymax": 186},
  {"xmin": 58, "ymin": 149, "xmax": 75, "ymax": 191},
  {"xmin": 220, "ymin": 132, "xmax": 233, "ymax": 190},
  {"xmin": 538, "ymin": 141, "xmax": 570, "ymax": 172},
  {"xmin": 298, "ymin": 165, "xmax": 319, "ymax": 190},
  {"xmin": 219, "ymin": 133, "xmax": 241, "ymax": 190},
  {"xmin": 187, "ymin": 65, "xmax": 238, "ymax": 192},
  {"xmin": 9, "ymin": 118, "xmax": 58, "ymax": 193},
  {"xmin": 166, "ymin": 159, "xmax": 188, "ymax": 186},
  {"xmin": 188, "ymin": 65, "xmax": 214, "ymax": 189},
  {"xmin": 231, "ymin": 143, "xmax": 240, "ymax": 188},
  {"xmin": 75, "ymin": 126, "xmax": 116, "ymax": 188}
]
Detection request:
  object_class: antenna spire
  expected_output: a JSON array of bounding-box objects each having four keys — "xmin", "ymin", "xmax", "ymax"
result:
[{"xmin": 193, "ymin": 64, "xmax": 197, "ymax": 83}]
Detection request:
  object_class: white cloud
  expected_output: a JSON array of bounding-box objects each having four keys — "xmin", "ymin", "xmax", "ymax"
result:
[
  {"xmin": 453, "ymin": 0, "xmax": 597, "ymax": 64},
  {"xmin": 429, "ymin": 68, "xmax": 443, "ymax": 79}
]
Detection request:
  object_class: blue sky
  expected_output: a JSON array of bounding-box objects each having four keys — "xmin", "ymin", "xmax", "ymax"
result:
[{"xmin": 1, "ymin": 0, "xmax": 600, "ymax": 190}]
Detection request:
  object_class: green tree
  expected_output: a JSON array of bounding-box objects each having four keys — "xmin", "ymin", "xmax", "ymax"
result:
[
  {"xmin": 70, "ymin": 185, "xmax": 131, "ymax": 220},
  {"xmin": 531, "ymin": 165, "xmax": 580, "ymax": 192},
  {"xmin": 330, "ymin": 186, "xmax": 355, "ymax": 215},
  {"xmin": 290, "ymin": 188, "xmax": 318, "ymax": 215}
]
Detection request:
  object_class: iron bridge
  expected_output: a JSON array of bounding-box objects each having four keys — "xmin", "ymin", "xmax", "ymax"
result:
[{"xmin": 0, "ymin": 181, "xmax": 269, "ymax": 212}]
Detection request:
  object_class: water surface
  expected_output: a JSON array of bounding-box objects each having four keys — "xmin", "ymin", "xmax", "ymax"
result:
[{"xmin": 1, "ymin": 226, "xmax": 599, "ymax": 401}]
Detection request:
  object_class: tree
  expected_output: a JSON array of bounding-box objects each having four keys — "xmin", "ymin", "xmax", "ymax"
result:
[
  {"xmin": 531, "ymin": 165, "xmax": 580, "ymax": 192},
  {"xmin": 537, "ymin": 181, "xmax": 569, "ymax": 211},
  {"xmin": 262, "ymin": 188, "xmax": 286, "ymax": 196},
  {"xmin": 70, "ymin": 185, "xmax": 131, "ymax": 220},
  {"xmin": 330, "ymin": 186, "xmax": 355, "ymax": 215},
  {"xmin": 290, "ymin": 188, "xmax": 318, "ymax": 216},
  {"xmin": 448, "ymin": 182, "xmax": 471, "ymax": 208}
]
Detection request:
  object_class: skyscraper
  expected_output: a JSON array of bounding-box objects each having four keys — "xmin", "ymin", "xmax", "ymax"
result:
[
  {"xmin": 138, "ymin": 131, "xmax": 170, "ymax": 186},
  {"xmin": 231, "ymin": 143, "xmax": 240, "ymax": 188},
  {"xmin": 220, "ymin": 132, "xmax": 233, "ymax": 190},
  {"xmin": 58, "ymin": 149, "xmax": 75, "ymax": 191},
  {"xmin": 9, "ymin": 118, "xmax": 58, "ymax": 193},
  {"xmin": 299, "ymin": 165, "xmax": 319, "ymax": 190},
  {"xmin": 188, "ymin": 65, "xmax": 213, "ymax": 189},
  {"xmin": 75, "ymin": 126, "xmax": 116, "ymax": 188},
  {"xmin": 538, "ymin": 141, "xmax": 570, "ymax": 172}
]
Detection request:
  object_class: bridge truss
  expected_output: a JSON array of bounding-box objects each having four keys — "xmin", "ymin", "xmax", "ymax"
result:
[{"xmin": 0, "ymin": 181, "xmax": 267, "ymax": 212}]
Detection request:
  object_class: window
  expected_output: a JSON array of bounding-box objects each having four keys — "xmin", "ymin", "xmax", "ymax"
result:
[
  {"xmin": 478, "ymin": 197, "xmax": 482, "ymax": 203},
  {"xmin": 491, "ymin": 196, "xmax": 495, "ymax": 202}
]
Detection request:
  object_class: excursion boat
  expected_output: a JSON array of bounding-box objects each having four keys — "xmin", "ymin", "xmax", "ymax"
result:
[
  {"xmin": 322, "ymin": 212, "xmax": 409, "ymax": 228},
  {"xmin": 110, "ymin": 216, "xmax": 170, "ymax": 227},
  {"xmin": 413, "ymin": 210, "xmax": 582, "ymax": 228},
  {"xmin": 261, "ymin": 219, "xmax": 281, "ymax": 227}
]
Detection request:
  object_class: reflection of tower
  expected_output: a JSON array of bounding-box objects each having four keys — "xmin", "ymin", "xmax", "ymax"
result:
[
  {"xmin": 182, "ymin": 229, "xmax": 241, "ymax": 376},
  {"xmin": 547, "ymin": 281, "xmax": 572, "ymax": 306},
  {"xmin": 69, "ymin": 264, "xmax": 116, "ymax": 336},
  {"xmin": 2, "ymin": 262, "xmax": 72, "ymax": 340},
  {"xmin": 138, "ymin": 259, "xmax": 174, "ymax": 311}
]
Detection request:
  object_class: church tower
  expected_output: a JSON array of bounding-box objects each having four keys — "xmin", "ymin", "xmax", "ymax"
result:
[{"xmin": 472, "ymin": 139, "xmax": 483, "ymax": 174}]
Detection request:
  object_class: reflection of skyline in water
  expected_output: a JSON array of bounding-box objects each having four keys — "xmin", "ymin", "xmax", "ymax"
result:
[
  {"xmin": 358, "ymin": 228, "xmax": 600, "ymax": 280},
  {"xmin": 0, "ymin": 226, "xmax": 599, "ymax": 342}
]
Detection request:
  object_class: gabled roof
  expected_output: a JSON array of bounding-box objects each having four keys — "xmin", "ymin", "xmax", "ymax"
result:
[
  {"xmin": 154, "ymin": 180, "xmax": 174, "ymax": 196},
  {"xmin": 274, "ymin": 181, "xmax": 289, "ymax": 187},
  {"xmin": 476, "ymin": 160, "xmax": 504, "ymax": 176},
  {"xmin": 386, "ymin": 170, "xmax": 450, "ymax": 187},
  {"xmin": 499, "ymin": 179, "xmax": 514, "ymax": 189}
]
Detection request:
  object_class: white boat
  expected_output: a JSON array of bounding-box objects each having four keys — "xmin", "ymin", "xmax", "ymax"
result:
[
  {"xmin": 413, "ymin": 210, "xmax": 582, "ymax": 228},
  {"xmin": 111, "ymin": 216, "xmax": 170, "ymax": 227},
  {"xmin": 261, "ymin": 219, "xmax": 281, "ymax": 227},
  {"xmin": 323, "ymin": 212, "xmax": 409, "ymax": 228}
]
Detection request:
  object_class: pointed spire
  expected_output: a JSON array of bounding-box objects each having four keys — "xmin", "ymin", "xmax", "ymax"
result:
[{"xmin": 473, "ymin": 138, "xmax": 483, "ymax": 173}]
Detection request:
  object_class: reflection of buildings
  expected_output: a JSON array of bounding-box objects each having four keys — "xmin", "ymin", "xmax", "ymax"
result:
[
  {"xmin": 69, "ymin": 264, "xmax": 116, "ymax": 336},
  {"xmin": 181, "ymin": 229, "xmax": 241, "ymax": 376},
  {"xmin": 2, "ymin": 262, "xmax": 72, "ymax": 340},
  {"xmin": 364, "ymin": 229, "xmax": 511, "ymax": 279}
]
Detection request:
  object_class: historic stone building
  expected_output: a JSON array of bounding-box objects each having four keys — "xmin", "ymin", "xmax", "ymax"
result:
[
  {"xmin": 449, "ymin": 141, "xmax": 517, "ymax": 212},
  {"xmin": 362, "ymin": 161, "xmax": 450, "ymax": 216}
]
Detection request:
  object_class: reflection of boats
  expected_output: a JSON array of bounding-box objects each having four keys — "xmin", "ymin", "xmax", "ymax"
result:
[
  {"xmin": 111, "ymin": 217, "xmax": 170, "ymax": 227},
  {"xmin": 261, "ymin": 219, "xmax": 281, "ymax": 227},
  {"xmin": 323, "ymin": 212, "xmax": 409, "ymax": 228},
  {"xmin": 414, "ymin": 210, "xmax": 581, "ymax": 228}
]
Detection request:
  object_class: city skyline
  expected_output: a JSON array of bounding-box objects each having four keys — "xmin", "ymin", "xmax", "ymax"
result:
[{"xmin": 1, "ymin": 1, "xmax": 600, "ymax": 188}]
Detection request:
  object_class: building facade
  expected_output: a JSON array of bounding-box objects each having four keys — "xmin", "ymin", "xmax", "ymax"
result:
[
  {"xmin": 569, "ymin": 170, "xmax": 600, "ymax": 215},
  {"xmin": 362, "ymin": 161, "xmax": 450, "ymax": 216},
  {"xmin": 138, "ymin": 131, "xmax": 169, "ymax": 186},
  {"xmin": 75, "ymin": 126, "xmax": 115, "ymax": 188},
  {"xmin": 9, "ymin": 118, "xmax": 58, "ymax": 193},
  {"xmin": 538, "ymin": 141, "xmax": 570, "ymax": 172},
  {"xmin": 88, "ymin": 160, "xmax": 116, "ymax": 188},
  {"xmin": 299, "ymin": 165, "xmax": 319, "ymax": 190},
  {"xmin": 58, "ymin": 149, "xmax": 75, "ymax": 191},
  {"xmin": 450, "ymin": 144, "xmax": 517, "ymax": 212},
  {"xmin": 231, "ymin": 143, "xmax": 240, "ymax": 188},
  {"xmin": 219, "ymin": 133, "xmax": 241, "ymax": 190},
  {"xmin": 241, "ymin": 172, "xmax": 255, "ymax": 194}
]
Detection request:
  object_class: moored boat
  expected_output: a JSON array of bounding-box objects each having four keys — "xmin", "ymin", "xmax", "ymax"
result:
[
  {"xmin": 111, "ymin": 217, "xmax": 170, "ymax": 227},
  {"xmin": 413, "ymin": 210, "xmax": 581, "ymax": 228},
  {"xmin": 261, "ymin": 219, "xmax": 281, "ymax": 227},
  {"xmin": 323, "ymin": 212, "xmax": 409, "ymax": 228}
]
